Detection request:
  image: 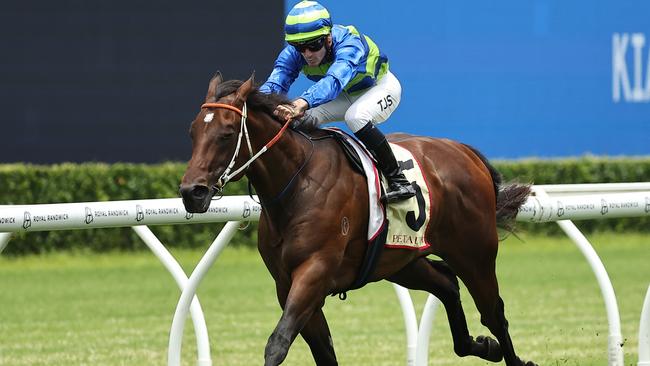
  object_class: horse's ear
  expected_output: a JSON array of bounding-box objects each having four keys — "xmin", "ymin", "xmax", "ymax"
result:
[
  {"xmin": 234, "ymin": 72, "xmax": 255, "ymax": 105},
  {"xmin": 206, "ymin": 71, "xmax": 223, "ymax": 102}
]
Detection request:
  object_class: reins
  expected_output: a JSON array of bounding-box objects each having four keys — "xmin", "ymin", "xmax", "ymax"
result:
[{"xmin": 200, "ymin": 102, "xmax": 293, "ymax": 193}]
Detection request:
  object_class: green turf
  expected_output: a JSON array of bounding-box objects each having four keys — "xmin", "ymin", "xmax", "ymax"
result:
[{"xmin": 0, "ymin": 232, "xmax": 648, "ymax": 365}]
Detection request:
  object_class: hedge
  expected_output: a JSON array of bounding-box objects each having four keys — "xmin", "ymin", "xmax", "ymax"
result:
[
  {"xmin": 0, "ymin": 158, "xmax": 649, "ymax": 256},
  {"xmin": 0, "ymin": 163, "xmax": 254, "ymax": 256}
]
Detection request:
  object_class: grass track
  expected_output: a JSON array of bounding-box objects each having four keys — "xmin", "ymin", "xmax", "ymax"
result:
[{"xmin": 0, "ymin": 232, "xmax": 648, "ymax": 365}]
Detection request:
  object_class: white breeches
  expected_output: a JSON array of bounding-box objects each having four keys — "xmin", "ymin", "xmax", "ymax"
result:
[{"xmin": 304, "ymin": 71, "xmax": 402, "ymax": 133}]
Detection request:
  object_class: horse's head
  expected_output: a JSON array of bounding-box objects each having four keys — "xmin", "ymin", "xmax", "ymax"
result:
[{"xmin": 179, "ymin": 72, "xmax": 255, "ymax": 213}]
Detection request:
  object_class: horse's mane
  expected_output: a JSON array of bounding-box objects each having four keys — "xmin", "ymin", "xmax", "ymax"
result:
[{"xmin": 216, "ymin": 80, "xmax": 291, "ymax": 124}]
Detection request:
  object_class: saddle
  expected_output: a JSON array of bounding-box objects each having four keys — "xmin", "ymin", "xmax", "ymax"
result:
[{"xmin": 316, "ymin": 128, "xmax": 365, "ymax": 175}]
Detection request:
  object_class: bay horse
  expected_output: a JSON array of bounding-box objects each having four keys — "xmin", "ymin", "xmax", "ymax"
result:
[{"xmin": 179, "ymin": 73, "xmax": 535, "ymax": 366}]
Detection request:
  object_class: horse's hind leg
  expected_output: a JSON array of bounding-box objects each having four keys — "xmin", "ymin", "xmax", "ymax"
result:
[
  {"xmin": 387, "ymin": 257, "xmax": 503, "ymax": 362},
  {"xmin": 300, "ymin": 309, "xmax": 338, "ymax": 365},
  {"xmin": 451, "ymin": 245, "xmax": 538, "ymax": 366}
]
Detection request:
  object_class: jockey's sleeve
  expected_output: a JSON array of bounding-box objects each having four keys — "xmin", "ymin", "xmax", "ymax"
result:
[
  {"xmin": 299, "ymin": 37, "xmax": 365, "ymax": 108},
  {"xmin": 259, "ymin": 46, "xmax": 301, "ymax": 95}
]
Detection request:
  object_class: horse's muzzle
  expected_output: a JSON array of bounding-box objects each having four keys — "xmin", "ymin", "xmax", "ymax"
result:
[{"xmin": 179, "ymin": 184, "xmax": 212, "ymax": 213}]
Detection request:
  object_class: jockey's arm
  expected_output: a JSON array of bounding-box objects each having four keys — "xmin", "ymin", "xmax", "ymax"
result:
[{"xmin": 260, "ymin": 46, "xmax": 302, "ymax": 95}]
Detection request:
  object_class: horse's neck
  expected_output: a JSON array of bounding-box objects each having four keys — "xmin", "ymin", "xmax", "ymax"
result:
[{"xmin": 246, "ymin": 112, "xmax": 309, "ymax": 204}]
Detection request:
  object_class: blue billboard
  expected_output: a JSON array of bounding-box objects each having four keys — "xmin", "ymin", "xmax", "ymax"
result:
[{"xmin": 282, "ymin": 1, "xmax": 650, "ymax": 158}]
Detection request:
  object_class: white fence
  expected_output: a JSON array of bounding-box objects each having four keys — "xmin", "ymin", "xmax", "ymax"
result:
[
  {"xmin": 0, "ymin": 196, "xmax": 261, "ymax": 366},
  {"xmin": 412, "ymin": 183, "xmax": 650, "ymax": 366},
  {"xmin": 1, "ymin": 184, "xmax": 649, "ymax": 366}
]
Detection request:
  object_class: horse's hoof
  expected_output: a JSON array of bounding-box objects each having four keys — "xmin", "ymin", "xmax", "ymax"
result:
[{"xmin": 476, "ymin": 335, "xmax": 503, "ymax": 362}]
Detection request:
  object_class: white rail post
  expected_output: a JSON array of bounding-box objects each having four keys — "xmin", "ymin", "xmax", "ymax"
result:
[
  {"xmin": 414, "ymin": 294, "xmax": 441, "ymax": 366},
  {"xmin": 393, "ymin": 284, "xmax": 418, "ymax": 366},
  {"xmin": 0, "ymin": 232, "xmax": 11, "ymax": 254},
  {"xmin": 132, "ymin": 226, "xmax": 212, "ymax": 366},
  {"xmin": 535, "ymin": 188, "xmax": 624, "ymax": 366},
  {"xmin": 557, "ymin": 220, "xmax": 624, "ymax": 365},
  {"xmin": 639, "ymin": 284, "xmax": 650, "ymax": 366},
  {"xmin": 168, "ymin": 221, "xmax": 241, "ymax": 366}
]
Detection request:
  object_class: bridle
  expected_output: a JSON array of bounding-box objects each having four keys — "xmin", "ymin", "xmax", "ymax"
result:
[{"xmin": 200, "ymin": 102, "xmax": 292, "ymax": 193}]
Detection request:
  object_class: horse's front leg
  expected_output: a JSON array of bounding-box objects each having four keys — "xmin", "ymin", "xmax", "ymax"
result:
[{"xmin": 265, "ymin": 258, "xmax": 334, "ymax": 366}]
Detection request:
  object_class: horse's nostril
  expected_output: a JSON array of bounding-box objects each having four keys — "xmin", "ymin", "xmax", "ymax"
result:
[
  {"xmin": 191, "ymin": 185, "xmax": 209, "ymax": 199},
  {"xmin": 179, "ymin": 184, "xmax": 212, "ymax": 213},
  {"xmin": 179, "ymin": 185, "xmax": 209, "ymax": 201}
]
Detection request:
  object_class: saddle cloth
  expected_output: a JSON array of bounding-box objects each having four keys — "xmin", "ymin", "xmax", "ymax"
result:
[{"xmin": 326, "ymin": 128, "xmax": 432, "ymax": 251}]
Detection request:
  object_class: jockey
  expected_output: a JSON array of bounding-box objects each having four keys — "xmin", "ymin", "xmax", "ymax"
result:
[{"xmin": 260, "ymin": 0, "xmax": 416, "ymax": 203}]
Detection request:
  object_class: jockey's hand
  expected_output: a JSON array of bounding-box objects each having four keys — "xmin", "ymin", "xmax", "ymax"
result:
[{"xmin": 274, "ymin": 99, "xmax": 308, "ymax": 122}]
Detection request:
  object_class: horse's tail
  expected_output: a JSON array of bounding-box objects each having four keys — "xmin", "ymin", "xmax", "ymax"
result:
[
  {"xmin": 495, "ymin": 183, "xmax": 531, "ymax": 233},
  {"xmin": 462, "ymin": 144, "xmax": 531, "ymax": 233}
]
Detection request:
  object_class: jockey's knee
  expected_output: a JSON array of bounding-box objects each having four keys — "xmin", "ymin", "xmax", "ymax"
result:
[
  {"xmin": 344, "ymin": 109, "xmax": 374, "ymax": 133},
  {"xmin": 345, "ymin": 118, "xmax": 370, "ymax": 133},
  {"xmin": 345, "ymin": 104, "xmax": 389, "ymax": 133}
]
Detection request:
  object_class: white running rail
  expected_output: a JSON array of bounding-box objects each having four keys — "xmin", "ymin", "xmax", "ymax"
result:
[
  {"xmin": 414, "ymin": 183, "xmax": 650, "ymax": 366},
  {"xmin": 1, "ymin": 183, "xmax": 648, "ymax": 365}
]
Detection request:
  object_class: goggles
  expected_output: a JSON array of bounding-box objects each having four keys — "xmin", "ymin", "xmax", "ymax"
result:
[{"xmin": 290, "ymin": 36, "xmax": 326, "ymax": 53}]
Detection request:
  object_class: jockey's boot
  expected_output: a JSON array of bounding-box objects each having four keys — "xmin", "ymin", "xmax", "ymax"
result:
[{"xmin": 354, "ymin": 122, "xmax": 416, "ymax": 203}]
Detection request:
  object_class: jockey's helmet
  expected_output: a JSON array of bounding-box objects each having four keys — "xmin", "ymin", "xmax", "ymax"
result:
[{"xmin": 284, "ymin": 1, "xmax": 332, "ymax": 43}]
